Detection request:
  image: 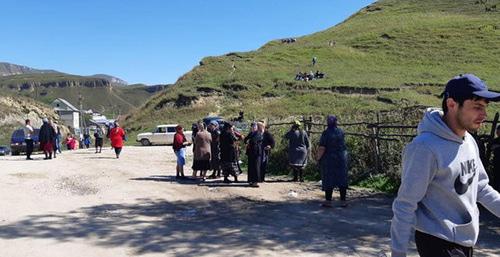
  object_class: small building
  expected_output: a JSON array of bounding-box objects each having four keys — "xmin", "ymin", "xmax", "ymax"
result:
[{"xmin": 51, "ymin": 98, "xmax": 80, "ymax": 130}]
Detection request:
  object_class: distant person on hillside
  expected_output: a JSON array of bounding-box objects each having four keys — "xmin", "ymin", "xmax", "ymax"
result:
[
  {"xmin": 231, "ymin": 62, "xmax": 236, "ymax": 73},
  {"xmin": 391, "ymin": 74, "xmax": 500, "ymax": 257},
  {"xmin": 173, "ymin": 125, "xmax": 191, "ymax": 179},
  {"xmin": 316, "ymin": 115, "xmax": 348, "ymax": 208},
  {"xmin": 23, "ymin": 119, "xmax": 34, "ymax": 160},
  {"xmin": 39, "ymin": 118, "xmax": 56, "ymax": 160},
  {"xmin": 94, "ymin": 125, "xmax": 104, "ymax": 153},
  {"xmin": 220, "ymin": 122, "xmax": 240, "ymax": 183},
  {"xmin": 109, "ymin": 122, "xmax": 126, "ymax": 159},
  {"xmin": 284, "ymin": 120, "xmax": 310, "ymax": 182},
  {"xmin": 192, "ymin": 122, "xmax": 212, "ymax": 179},
  {"xmin": 312, "ymin": 56, "xmax": 317, "ymax": 66}
]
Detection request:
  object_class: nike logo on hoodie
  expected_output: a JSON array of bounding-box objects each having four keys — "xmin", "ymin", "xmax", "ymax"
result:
[{"xmin": 454, "ymin": 159, "xmax": 477, "ymax": 195}]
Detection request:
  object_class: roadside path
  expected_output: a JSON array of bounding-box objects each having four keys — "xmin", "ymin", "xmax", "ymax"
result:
[{"xmin": 0, "ymin": 146, "xmax": 498, "ymax": 257}]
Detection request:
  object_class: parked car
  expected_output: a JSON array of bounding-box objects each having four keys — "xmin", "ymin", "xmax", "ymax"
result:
[
  {"xmin": 136, "ymin": 124, "xmax": 192, "ymax": 146},
  {"xmin": 0, "ymin": 146, "xmax": 11, "ymax": 156},
  {"xmin": 10, "ymin": 128, "xmax": 41, "ymax": 156},
  {"xmin": 202, "ymin": 116, "xmax": 225, "ymax": 127}
]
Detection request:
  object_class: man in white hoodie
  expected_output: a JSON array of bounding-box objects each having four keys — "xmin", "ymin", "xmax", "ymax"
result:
[{"xmin": 391, "ymin": 74, "xmax": 500, "ymax": 257}]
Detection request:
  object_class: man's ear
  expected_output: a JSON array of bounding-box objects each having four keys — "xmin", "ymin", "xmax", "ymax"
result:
[{"xmin": 446, "ymin": 98, "xmax": 457, "ymax": 111}]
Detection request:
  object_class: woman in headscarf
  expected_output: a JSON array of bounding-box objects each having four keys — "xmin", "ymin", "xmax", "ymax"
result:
[
  {"xmin": 173, "ymin": 125, "xmax": 191, "ymax": 178},
  {"xmin": 220, "ymin": 122, "xmax": 240, "ymax": 183},
  {"xmin": 245, "ymin": 122, "xmax": 264, "ymax": 187},
  {"xmin": 207, "ymin": 120, "xmax": 222, "ymax": 179},
  {"xmin": 39, "ymin": 118, "xmax": 56, "ymax": 160},
  {"xmin": 284, "ymin": 120, "xmax": 310, "ymax": 182},
  {"xmin": 316, "ymin": 115, "xmax": 348, "ymax": 208},
  {"xmin": 109, "ymin": 122, "xmax": 126, "ymax": 158},
  {"xmin": 192, "ymin": 121, "xmax": 212, "ymax": 179}
]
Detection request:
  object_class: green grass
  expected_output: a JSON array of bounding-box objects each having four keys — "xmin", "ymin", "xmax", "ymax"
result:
[
  {"xmin": 120, "ymin": 0, "xmax": 500, "ymax": 193},
  {"xmin": 126, "ymin": 0, "xmax": 500, "ymax": 134}
]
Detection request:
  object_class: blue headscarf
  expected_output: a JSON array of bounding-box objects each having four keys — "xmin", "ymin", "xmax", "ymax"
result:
[{"xmin": 327, "ymin": 115, "xmax": 337, "ymax": 129}]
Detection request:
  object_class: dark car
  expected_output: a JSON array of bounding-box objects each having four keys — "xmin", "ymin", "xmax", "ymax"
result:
[
  {"xmin": 202, "ymin": 116, "xmax": 225, "ymax": 128},
  {"xmin": 10, "ymin": 128, "xmax": 40, "ymax": 156},
  {"xmin": 0, "ymin": 146, "xmax": 11, "ymax": 156}
]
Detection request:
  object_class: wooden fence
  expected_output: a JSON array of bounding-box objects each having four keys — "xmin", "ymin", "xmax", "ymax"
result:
[{"xmin": 267, "ymin": 111, "xmax": 500, "ymax": 175}]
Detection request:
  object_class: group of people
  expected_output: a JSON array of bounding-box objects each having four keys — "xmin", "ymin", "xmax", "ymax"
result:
[
  {"xmin": 23, "ymin": 120, "xmax": 126, "ymax": 160},
  {"xmin": 281, "ymin": 38, "xmax": 296, "ymax": 43},
  {"xmin": 171, "ymin": 116, "xmax": 349, "ymax": 203},
  {"xmin": 18, "ymin": 72, "xmax": 500, "ymax": 256},
  {"xmin": 24, "ymin": 118, "xmax": 62, "ymax": 160},
  {"xmin": 173, "ymin": 120, "xmax": 276, "ymax": 187},
  {"xmin": 294, "ymin": 70, "xmax": 325, "ymax": 81}
]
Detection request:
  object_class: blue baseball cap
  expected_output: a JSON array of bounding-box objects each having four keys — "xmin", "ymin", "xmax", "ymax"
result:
[{"xmin": 444, "ymin": 74, "xmax": 500, "ymax": 101}]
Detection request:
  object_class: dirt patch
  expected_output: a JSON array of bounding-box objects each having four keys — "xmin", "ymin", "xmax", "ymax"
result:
[{"xmin": 0, "ymin": 147, "xmax": 498, "ymax": 257}]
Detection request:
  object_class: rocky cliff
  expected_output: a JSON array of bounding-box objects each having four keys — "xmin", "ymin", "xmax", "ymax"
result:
[{"xmin": 3, "ymin": 78, "xmax": 111, "ymax": 92}]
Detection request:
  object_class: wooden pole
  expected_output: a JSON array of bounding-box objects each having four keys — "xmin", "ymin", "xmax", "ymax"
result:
[{"xmin": 374, "ymin": 112, "xmax": 382, "ymax": 173}]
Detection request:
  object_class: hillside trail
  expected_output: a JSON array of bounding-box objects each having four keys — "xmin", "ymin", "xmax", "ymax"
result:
[{"xmin": 0, "ymin": 146, "xmax": 498, "ymax": 257}]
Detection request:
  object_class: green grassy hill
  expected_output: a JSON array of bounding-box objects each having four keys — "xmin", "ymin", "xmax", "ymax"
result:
[
  {"xmin": 0, "ymin": 73, "xmax": 168, "ymax": 117},
  {"xmin": 124, "ymin": 0, "xmax": 500, "ymax": 133}
]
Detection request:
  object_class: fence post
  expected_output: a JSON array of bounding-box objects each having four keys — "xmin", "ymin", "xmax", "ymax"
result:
[
  {"xmin": 373, "ymin": 112, "xmax": 382, "ymax": 173},
  {"xmin": 307, "ymin": 116, "xmax": 313, "ymax": 136}
]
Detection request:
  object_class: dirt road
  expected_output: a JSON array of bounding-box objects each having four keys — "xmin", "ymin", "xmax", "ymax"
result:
[{"xmin": 0, "ymin": 146, "xmax": 498, "ymax": 257}]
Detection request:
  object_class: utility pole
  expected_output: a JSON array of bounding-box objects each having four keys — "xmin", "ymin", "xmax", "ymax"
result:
[{"xmin": 78, "ymin": 91, "xmax": 84, "ymax": 133}]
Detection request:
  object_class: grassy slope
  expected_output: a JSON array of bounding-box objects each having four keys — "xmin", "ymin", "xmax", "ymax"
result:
[{"xmin": 126, "ymin": 0, "xmax": 500, "ymax": 133}]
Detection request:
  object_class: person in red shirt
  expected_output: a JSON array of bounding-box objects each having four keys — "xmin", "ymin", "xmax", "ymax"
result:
[
  {"xmin": 109, "ymin": 122, "xmax": 126, "ymax": 158},
  {"xmin": 173, "ymin": 125, "xmax": 191, "ymax": 178}
]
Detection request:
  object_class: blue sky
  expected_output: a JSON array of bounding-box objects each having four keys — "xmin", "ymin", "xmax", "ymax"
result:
[{"xmin": 1, "ymin": 1, "xmax": 375, "ymax": 85}]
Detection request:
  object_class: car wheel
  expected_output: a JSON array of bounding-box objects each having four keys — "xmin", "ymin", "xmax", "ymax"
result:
[{"xmin": 140, "ymin": 139, "xmax": 151, "ymax": 146}]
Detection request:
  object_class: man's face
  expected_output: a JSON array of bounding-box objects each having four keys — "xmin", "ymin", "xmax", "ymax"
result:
[{"xmin": 456, "ymin": 98, "xmax": 488, "ymax": 132}]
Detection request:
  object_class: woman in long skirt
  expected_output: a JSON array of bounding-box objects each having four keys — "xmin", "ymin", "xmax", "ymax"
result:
[
  {"xmin": 245, "ymin": 122, "xmax": 264, "ymax": 187},
  {"xmin": 316, "ymin": 115, "xmax": 348, "ymax": 208},
  {"xmin": 192, "ymin": 122, "xmax": 212, "ymax": 179},
  {"xmin": 284, "ymin": 121, "xmax": 310, "ymax": 182}
]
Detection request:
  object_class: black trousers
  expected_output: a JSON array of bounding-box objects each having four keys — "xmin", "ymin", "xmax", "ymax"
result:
[
  {"xmin": 25, "ymin": 139, "xmax": 34, "ymax": 158},
  {"xmin": 114, "ymin": 147, "xmax": 122, "ymax": 156},
  {"xmin": 415, "ymin": 230, "xmax": 473, "ymax": 257},
  {"xmin": 260, "ymin": 155, "xmax": 268, "ymax": 182}
]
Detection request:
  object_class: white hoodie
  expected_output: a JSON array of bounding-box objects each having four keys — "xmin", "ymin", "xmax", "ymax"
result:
[{"xmin": 391, "ymin": 108, "xmax": 500, "ymax": 257}]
